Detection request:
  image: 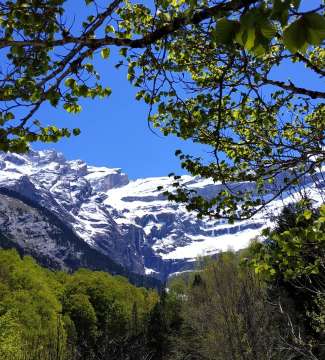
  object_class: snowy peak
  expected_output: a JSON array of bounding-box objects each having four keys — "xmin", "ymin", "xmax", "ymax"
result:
[
  {"xmin": 104, "ymin": 176, "xmax": 266, "ymax": 261},
  {"xmin": 85, "ymin": 166, "xmax": 129, "ymax": 192},
  {"xmin": 0, "ymin": 150, "xmax": 145, "ymax": 274},
  {"xmin": 0, "ymin": 150, "xmax": 129, "ymax": 190},
  {"xmin": 0, "ymin": 149, "xmax": 323, "ymax": 280}
]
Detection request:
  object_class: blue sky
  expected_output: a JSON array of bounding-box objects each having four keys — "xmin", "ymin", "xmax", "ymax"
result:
[
  {"xmin": 34, "ymin": 0, "xmax": 323, "ymax": 179},
  {"xmin": 33, "ymin": 0, "xmax": 209, "ymax": 179},
  {"xmin": 34, "ymin": 55, "xmax": 208, "ymax": 179}
]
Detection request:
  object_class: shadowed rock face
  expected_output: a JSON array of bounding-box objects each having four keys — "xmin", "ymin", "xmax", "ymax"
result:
[
  {"xmin": 0, "ymin": 150, "xmax": 323, "ymax": 281},
  {"xmin": 0, "ymin": 188, "xmax": 161, "ymax": 288},
  {"xmin": 0, "ymin": 151, "xmax": 146, "ymax": 275}
]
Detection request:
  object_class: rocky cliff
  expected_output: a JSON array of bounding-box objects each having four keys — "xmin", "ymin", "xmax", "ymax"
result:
[{"xmin": 0, "ymin": 150, "xmax": 322, "ymax": 280}]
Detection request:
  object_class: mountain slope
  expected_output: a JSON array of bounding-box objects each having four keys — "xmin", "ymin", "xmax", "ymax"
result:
[
  {"xmin": 0, "ymin": 150, "xmax": 323, "ymax": 280},
  {"xmin": 0, "ymin": 187, "xmax": 160, "ymax": 288}
]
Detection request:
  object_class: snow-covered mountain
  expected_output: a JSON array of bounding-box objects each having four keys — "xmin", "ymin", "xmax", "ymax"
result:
[{"xmin": 0, "ymin": 150, "xmax": 323, "ymax": 280}]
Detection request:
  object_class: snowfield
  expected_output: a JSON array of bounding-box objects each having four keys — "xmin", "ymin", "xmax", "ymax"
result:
[{"xmin": 0, "ymin": 149, "xmax": 323, "ymax": 279}]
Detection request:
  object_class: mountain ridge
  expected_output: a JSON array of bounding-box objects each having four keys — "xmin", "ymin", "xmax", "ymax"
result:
[{"xmin": 0, "ymin": 149, "xmax": 323, "ymax": 280}]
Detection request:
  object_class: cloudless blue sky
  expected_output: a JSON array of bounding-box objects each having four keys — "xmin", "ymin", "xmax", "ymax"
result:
[
  {"xmin": 33, "ymin": 0, "xmax": 210, "ymax": 179},
  {"xmin": 34, "ymin": 0, "xmax": 324, "ymax": 179}
]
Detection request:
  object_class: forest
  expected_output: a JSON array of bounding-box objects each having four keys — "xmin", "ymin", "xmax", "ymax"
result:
[{"xmin": 0, "ymin": 203, "xmax": 324, "ymax": 360}]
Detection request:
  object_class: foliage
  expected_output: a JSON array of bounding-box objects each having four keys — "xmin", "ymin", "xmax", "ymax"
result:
[
  {"xmin": 0, "ymin": 250, "xmax": 65, "ymax": 359},
  {"xmin": 1, "ymin": 203, "xmax": 325, "ymax": 359},
  {"xmin": 167, "ymin": 206, "xmax": 325, "ymax": 359},
  {"xmin": 167, "ymin": 252, "xmax": 284, "ymax": 360},
  {"xmin": 0, "ymin": 0, "xmax": 323, "ymax": 218},
  {"xmin": 249, "ymin": 203, "xmax": 325, "ymax": 358},
  {"xmin": 0, "ymin": 311, "xmax": 23, "ymax": 360},
  {"xmin": 250, "ymin": 203, "xmax": 325, "ymax": 281},
  {"xmin": 147, "ymin": 289, "xmax": 183, "ymax": 360},
  {"xmin": 0, "ymin": 249, "xmax": 158, "ymax": 360}
]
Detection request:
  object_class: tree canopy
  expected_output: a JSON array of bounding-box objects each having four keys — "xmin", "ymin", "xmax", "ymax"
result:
[
  {"xmin": 0, "ymin": 249, "xmax": 158, "ymax": 360},
  {"xmin": 0, "ymin": 0, "xmax": 324, "ymax": 219},
  {"xmin": 1, "ymin": 208, "xmax": 325, "ymax": 359}
]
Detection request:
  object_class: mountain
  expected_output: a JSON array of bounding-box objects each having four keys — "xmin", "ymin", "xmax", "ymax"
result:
[{"xmin": 0, "ymin": 150, "xmax": 323, "ymax": 281}]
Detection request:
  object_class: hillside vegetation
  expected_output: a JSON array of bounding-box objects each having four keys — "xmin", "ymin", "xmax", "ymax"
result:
[{"xmin": 0, "ymin": 203, "xmax": 324, "ymax": 360}]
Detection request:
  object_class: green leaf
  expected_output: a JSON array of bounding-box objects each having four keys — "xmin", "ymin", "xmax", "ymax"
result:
[
  {"xmin": 103, "ymin": 87, "xmax": 112, "ymax": 97},
  {"xmin": 105, "ymin": 25, "xmax": 115, "ymax": 33},
  {"xmin": 245, "ymin": 28, "xmax": 256, "ymax": 50},
  {"xmin": 4, "ymin": 112, "xmax": 14, "ymax": 121},
  {"xmin": 303, "ymin": 209, "xmax": 312, "ymax": 220},
  {"xmin": 306, "ymin": 28, "xmax": 324, "ymax": 46},
  {"xmin": 260, "ymin": 21, "xmax": 277, "ymax": 40},
  {"xmin": 271, "ymin": 0, "xmax": 290, "ymax": 26},
  {"xmin": 251, "ymin": 32, "xmax": 270, "ymax": 56},
  {"xmin": 235, "ymin": 28, "xmax": 245, "ymax": 46},
  {"xmin": 48, "ymin": 91, "xmax": 60, "ymax": 107},
  {"xmin": 101, "ymin": 48, "xmax": 110, "ymax": 59},
  {"xmin": 135, "ymin": 90, "xmax": 145, "ymax": 100},
  {"xmin": 213, "ymin": 18, "xmax": 238, "ymax": 45},
  {"xmin": 78, "ymin": 85, "xmax": 89, "ymax": 97},
  {"xmin": 304, "ymin": 13, "xmax": 325, "ymax": 45},
  {"xmin": 63, "ymin": 103, "xmax": 82, "ymax": 114},
  {"xmin": 283, "ymin": 18, "xmax": 307, "ymax": 53},
  {"xmin": 65, "ymin": 78, "xmax": 76, "ymax": 88},
  {"xmin": 119, "ymin": 48, "xmax": 128, "ymax": 57},
  {"xmin": 84, "ymin": 63, "xmax": 94, "ymax": 73},
  {"xmin": 240, "ymin": 9, "xmax": 258, "ymax": 28},
  {"xmin": 73, "ymin": 128, "xmax": 81, "ymax": 136},
  {"xmin": 251, "ymin": 43, "xmax": 266, "ymax": 57},
  {"xmin": 305, "ymin": 13, "xmax": 325, "ymax": 31}
]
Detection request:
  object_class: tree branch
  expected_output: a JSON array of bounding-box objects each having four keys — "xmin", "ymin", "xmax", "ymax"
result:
[
  {"xmin": 295, "ymin": 53, "xmax": 325, "ymax": 77},
  {"xmin": 262, "ymin": 78, "xmax": 325, "ymax": 99},
  {"xmin": 0, "ymin": 0, "xmax": 258, "ymax": 50}
]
